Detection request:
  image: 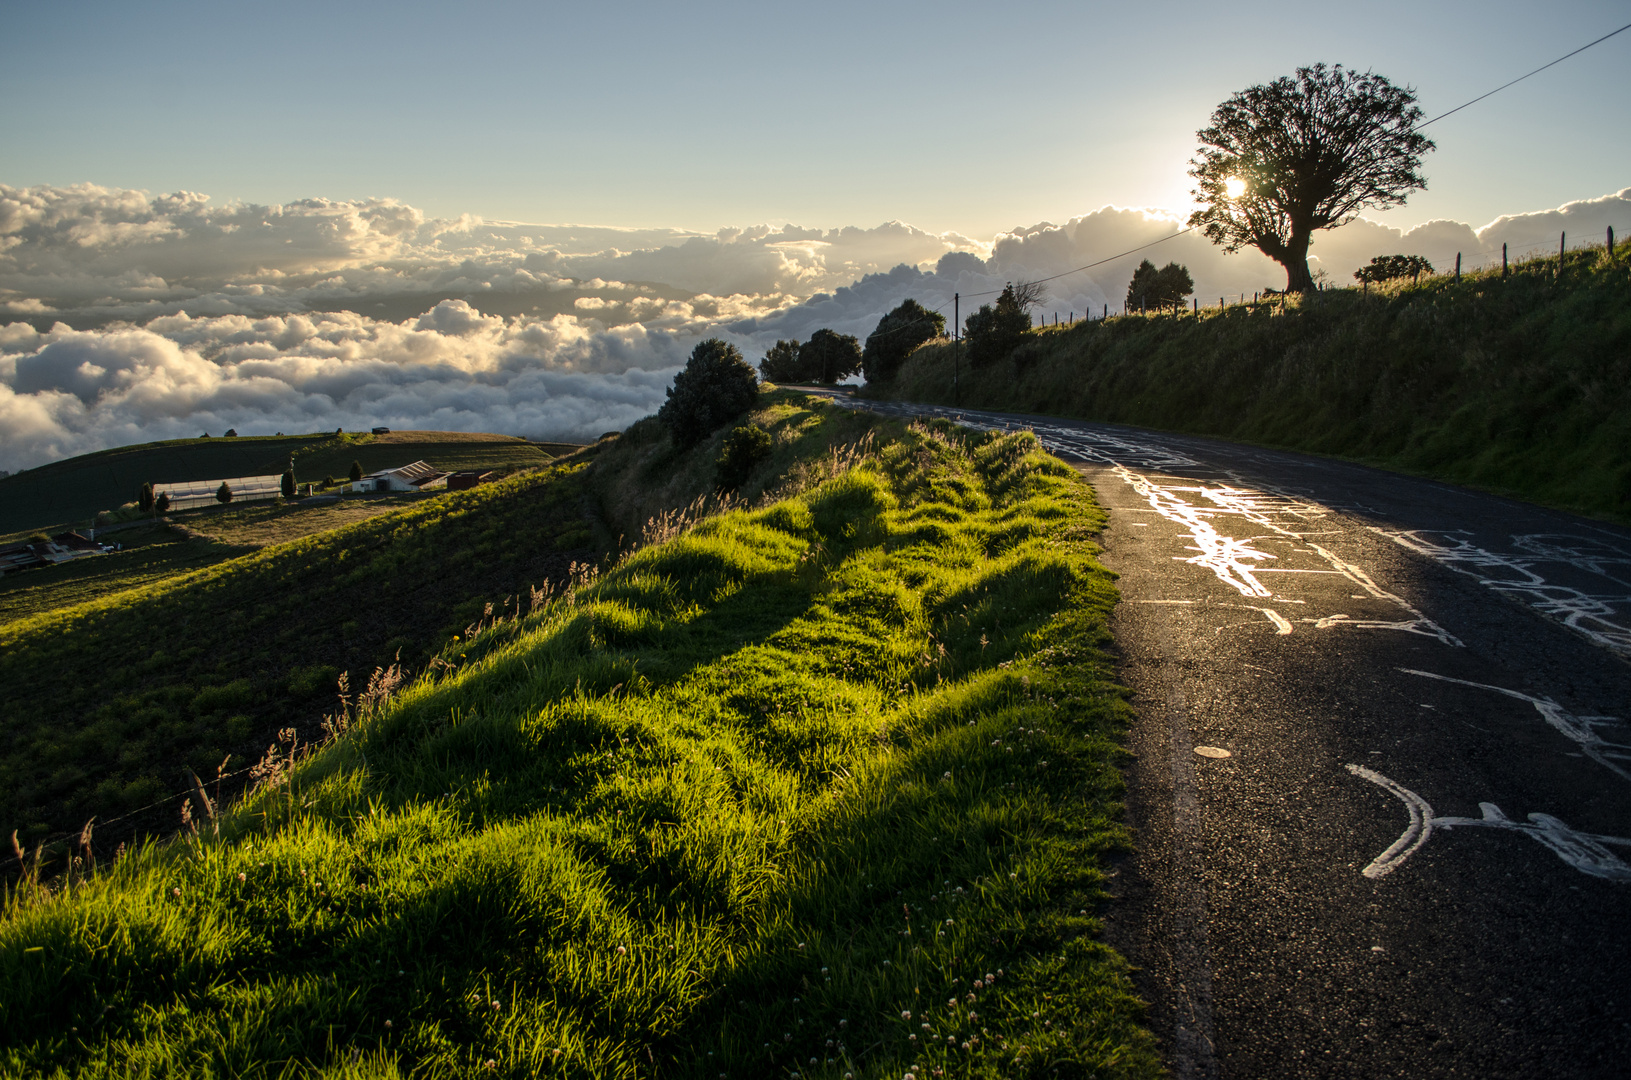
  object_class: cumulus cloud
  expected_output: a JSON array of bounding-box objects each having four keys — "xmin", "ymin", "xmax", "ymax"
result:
[
  {"xmin": 0, "ymin": 301, "xmax": 696, "ymax": 471},
  {"xmin": 2, "ymin": 181, "xmax": 1625, "ymax": 472}
]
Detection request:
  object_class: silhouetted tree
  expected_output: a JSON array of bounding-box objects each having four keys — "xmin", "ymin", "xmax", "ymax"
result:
[
  {"xmin": 1354, "ymin": 254, "xmax": 1434, "ymax": 283},
  {"xmin": 216, "ymin": 482, "xmax": 233, "ymax": 505},
  {"xmin": 758, "ymin": 340, "xmax": 806, "ymax": 383},
  {"xmin": 862, "ymin": 299, "xmax": 946, "ymax": 384},
  {"xmin": 138, "ymin": 482, "xmax": 155, "ymax": 513},
  {"xmin": 1189, "ymin": 64, "xmax": 1433, "ymax": 293},
  {"xmin": 797, "ymin": 329, "xmax": 863, "ymax": 384},
  {"xmin": 155, "ymin": 492, "xmax": 171, "ymax": 514},
  {"xmin": 349, "ymin": 461, "xmax": 364, "ymax": 482},
  {"xmin": 1125, "ymin": 260, "xmax": 1195, "ymax": 311},
  {"xmin": 963, "ymin": 284, "xmax": 1033, "ymax": 366},
  {"xmin": 281, "ymin": 469, "xmax": 297, "ymax": 498},
  {"xmin": 658, "ymin": 338, "xmax": 760, "ymax": 448}
]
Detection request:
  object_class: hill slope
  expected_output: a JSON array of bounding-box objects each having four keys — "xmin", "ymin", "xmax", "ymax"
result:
[
  {"xmin": 0, "ymin": 431, "xmax": 566, "ymax": 537},
  {"xmin": 879, "ymin": 240, "xmax": 1631, "ymax": 522},
  {"xmin": 0, "ymin": 405, "xmax": 1160, "ymax": 1079}
]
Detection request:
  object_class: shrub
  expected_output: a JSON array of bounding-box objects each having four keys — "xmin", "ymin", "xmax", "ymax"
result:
[
  {"xmin": 862, "ymin": 298, "xmax": 945, "ymax": 384},
  {"xmin": 1125, "ymin": 260, "xmax": 1194, "ymax": 311},
  {"xmin": 797, "ymin": 329, "xmax": 863, "ymax": 384},
  {"xmin": 758, "ymin": 339, "xmax": 806, "ymax": 383},
  {"xmin": 964, "ymin": 284, "xmax": 1032, "ymax": 367},
  {"xmin": 348, "ymin": 461, "xmax": 364, "ymax": 482},
  {"xmin": 715, "ymin": 424, "xmax": 774, "ymax": 491},
  {"xmin": 280, "ymin": 470, "xmax": 296, "ymax": 498},
  {"xmin": 657, "ymin": 338, "xmax": 760, "ymax": 448},
  {"xmin": 216, "ymin": 482, "xmax": 233, "ymax": 505},
  {"xmin": 155, "ymin": 492, "xmax": 171, "ymax": 514},
  {"xmin": 1355, "ymin": 254, "xmax": 1433, "ymax": 283},
  {"xmin": 138, "ymin": 482, "xmax": 155, "ymax": 513}
]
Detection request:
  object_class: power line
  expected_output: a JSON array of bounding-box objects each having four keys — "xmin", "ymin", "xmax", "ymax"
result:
[
  {"xmin": 1418, "ymin": 21, "xmax": 1631, "ymax": 128},
  {"xmin": 954, "ymin": 226, "xmax": 1199, "ymax": 301}
]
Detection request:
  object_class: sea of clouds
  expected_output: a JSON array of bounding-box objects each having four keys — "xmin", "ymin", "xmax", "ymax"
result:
[{"xmin": 1, "ymin": 182, "xmax": 1626, "ymax": 472}]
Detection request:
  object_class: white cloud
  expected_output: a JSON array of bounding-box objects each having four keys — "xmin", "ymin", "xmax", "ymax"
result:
[{"xmin": 2, "ymin": 182, "xmax": 1625, "ymax": 471}]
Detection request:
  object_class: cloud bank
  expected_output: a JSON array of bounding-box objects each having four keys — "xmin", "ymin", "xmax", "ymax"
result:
[{"xmin": 2, "ymin": 183, "xmax": 1625, "ymax": 473}]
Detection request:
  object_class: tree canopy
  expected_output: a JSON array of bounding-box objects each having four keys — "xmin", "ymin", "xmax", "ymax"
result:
[
  {"xmin": 757, "ymin": 340, "xmax": 805, "ymax": 383},
  {"xmin": 797, "ymin": 329, "xmax": 863, "ymax": 385},
  {"xmin": 862, "ymin": 299, "xmax": 945, "ymax": 384},
  {"xmin": 1125, "ymin": 260, "xmax": 1194, "ymax": 311},
  {"xmin": 963, "ymin": 283, "xmax": 1035, "ymax": 367},
  {"xmin": 1354, "ymin": 253, "xmax": 1434, "ymax": 283},
  {"xmin": 658, "ymin": 338, "xmax": 760, "ymax": 448},
  {"xmin": 1188, "ymin": 64, "xmax": 1433, "ymax": 293}
]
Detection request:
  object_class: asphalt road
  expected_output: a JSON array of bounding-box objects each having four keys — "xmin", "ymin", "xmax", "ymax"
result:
[{"xmin": 827, "ymin": 396, "xmax": 1631, "ymax": 1079}]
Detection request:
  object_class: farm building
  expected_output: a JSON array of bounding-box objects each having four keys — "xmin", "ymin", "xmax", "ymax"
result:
[
  {"xmin": 446, "ymin": 470, "xmax": 497, "ymax": 491},
  {"xmin": 0, "ymin": 532, "xmax": 107, "ymax": 575},
  {"xmin": 344, "ymin": 461, "xmax": 448, "ymax": 494},
  {"xmin": 153, "ymin": 474, "xmax": 284, "ymax": 510}
]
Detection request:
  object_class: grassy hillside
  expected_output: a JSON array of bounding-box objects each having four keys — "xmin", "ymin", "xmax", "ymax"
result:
[
  {"xmin": 0, "ymin": 462, "xmax": 601, "ymax": 852},
  {"xmin": 0, "ymin": 431, "xmax": 569, "ymax": 537},
  {"xmin": 880, "ymin": 238, "xmax": 1631, "ymax": 522},
  {"xmin": 0, "ymin": 410, "xmax": 1160, "ymax": 1079}
]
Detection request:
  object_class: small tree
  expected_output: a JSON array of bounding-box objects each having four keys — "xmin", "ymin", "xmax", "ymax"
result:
[
  {"xmin": 657, "ymin": 338, "xmax": 760, "ymax": 449},
  {"xmin": 155, "ymin": 492, "xmax": 171, "ymax": 514},
  {"xmin": 1126, "ymin": 260, "xmax": 1195, "ymax": 311},
  {"xmin": 138, "ymin": 482, "xmax": 155, "ymax": 513},
  {"xmin": 1189, "ymin": 64, "xmax": 1433, "ymax": 293},
  {"xmin": 224, "ymin": 428, "xmax": 238, "ymax": 438},
  {"xmin": 963, "ymin": 283, "xmax": 1034, "ymax": 367},
  {"xmin": 862, "ymin": 299, "xmax": 946, "ymax": 384},
  {"xmin": 323, "ymin": 474, "xmax": 337, "ymax": 488},
  {"xmin": 1354, "ymin": 254, "xmax": 1433, "ymax": 284},
  {"xmin": 759, "ymin": 339, "xmax": 806, "ymax": 383},
  {"xmin": 348, "ymin": 461, "xmax": 364, "ymax": 482},
  {"xmin": 281, "ymin": 469, "xmax": 297, "ymax": 498},
  {"xmin": 716, "ymin": 424, "xmax": 774, "ymax": 492},
  {"xmin": 797, "ymin": 329, "xmax": 863, "ymax": 385},
  {"xmin": 216, "ymin": 482, "xmax": 233, "ymax": 505}
]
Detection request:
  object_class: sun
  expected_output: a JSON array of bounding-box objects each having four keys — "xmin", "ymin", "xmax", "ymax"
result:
[{"xmin": 1225, "ymin": 177, "xmax": 1247, "ymax": 199}]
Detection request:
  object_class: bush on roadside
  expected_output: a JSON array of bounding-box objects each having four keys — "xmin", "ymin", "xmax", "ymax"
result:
[
  {"xmin": 657, "ymin": 338, "xmax": 760, "ymax": 448},
  {"xmin": 715, "ymin": 423, "xmax": 774, "ymax": 491}
]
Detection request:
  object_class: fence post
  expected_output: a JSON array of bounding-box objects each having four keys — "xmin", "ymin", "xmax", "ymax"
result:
[
  {"xmin": 953, "ymin": 292, "xmax": 959, "ymax": 407},
  {"xmin": 1455, "ymin": 252, "xmax": 1461, "ymax": 281},
  {"xmin": 1502, "ymin": 242, "xmax": 1508, "ymax": 278},
  {"xmin": 1609, "ymin": 225, "xmax": 1615, "ymax": 261},
  {"xmin": 1193, "ymin": 297, "xmax": 1198, "ymax": 314}
]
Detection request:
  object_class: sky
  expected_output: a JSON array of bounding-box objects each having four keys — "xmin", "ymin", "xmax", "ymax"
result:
[
  {"xmin": 4, "ymin": 0, "xmax": 1626, "ymax": 236},
  {"xmin": 1, "ymin": 0, "xmax": 1628, "ymax": 473}
]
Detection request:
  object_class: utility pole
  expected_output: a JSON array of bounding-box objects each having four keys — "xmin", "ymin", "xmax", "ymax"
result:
[{"xmin": 953, "ymin": 292, "xmax": 960, "ymax": 408}]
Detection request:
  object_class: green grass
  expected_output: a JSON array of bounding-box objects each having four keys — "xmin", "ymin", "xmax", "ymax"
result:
[
  {"xmin": 0, "ymin": 416, "xmax": 1159, "ymax": 1079},
  {"xmin": 0, "ymin": 524, "xmax": 253, "ymax": 626},
  {"xmin": 0, "ymin": 464, "xmax": 602, "ymax": 851},
  {"xmin": 880, "ymin": 239, "xmax": 1631, "ymax": 522},
  {"xmin": 0, "ymin": 432, "xmax": 573, "ymax": 538}
]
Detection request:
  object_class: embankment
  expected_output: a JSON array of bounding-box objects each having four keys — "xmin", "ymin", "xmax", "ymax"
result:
[{"xmin": 878, "ymin": 240, "xmax": 1631, "ymax": 522}]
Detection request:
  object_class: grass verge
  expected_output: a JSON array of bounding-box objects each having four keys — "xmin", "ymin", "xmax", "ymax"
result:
[
  {"xmin": 0, "ymin": 415, "xmax": 1160, "ymax": 1079},
  {"xmin": 879, "ymin": 240, "xmax": 1631, "ymax": 523}
]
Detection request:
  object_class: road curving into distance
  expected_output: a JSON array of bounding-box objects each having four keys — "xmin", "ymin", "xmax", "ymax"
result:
[{"xmin": 821, "ymin": 393, "xmax": 1631, "ymax": 1080}]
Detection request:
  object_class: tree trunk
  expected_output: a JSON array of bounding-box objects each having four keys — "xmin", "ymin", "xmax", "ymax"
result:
[{"xmin": 1279, "ymin": 229, "xmax": 1315, "ymax": 292}]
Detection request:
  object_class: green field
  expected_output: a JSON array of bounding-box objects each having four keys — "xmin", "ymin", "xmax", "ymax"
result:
[
  {"xmin": 0, "ymin": 400, "xmax": 1159, "ymax": 1078},
  {"xmin": 0, "ymin": 463, "xmax": 601, "ymax": 853},
  {"xmin": 880, "ymin": 239, "xmax": 1631, "ymax": 522},
  {"xmin": 0, "ymin": 432, "xmax": 576, "ymax": 538}
]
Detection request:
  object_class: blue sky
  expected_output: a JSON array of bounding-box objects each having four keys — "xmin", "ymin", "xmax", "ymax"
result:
[{"xmin": 4, "ymin": 0, "xmax": 1627, "ymax": 235}]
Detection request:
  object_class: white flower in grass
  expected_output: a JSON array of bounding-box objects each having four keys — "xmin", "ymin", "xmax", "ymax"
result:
[
  {"xmin": 237, "ymin": 873, "xmax": 246, "ymax": 882},
  {"xmin": 172, "ymin": 887, "xmax": 181, "ymax": 897}
]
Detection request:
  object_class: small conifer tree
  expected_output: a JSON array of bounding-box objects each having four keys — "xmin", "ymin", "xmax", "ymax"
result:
[
  {"xmin": 216, "ymin": 482, "xmax": 233, "ymax": 505},
  {"xmin": 349, "ymin": 461, "xmax": 364, "ymax": 482}
]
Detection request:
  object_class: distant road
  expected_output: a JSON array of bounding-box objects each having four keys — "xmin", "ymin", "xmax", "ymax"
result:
[{"xmin": 823, "ymin": 395, "xmax": 1631, "ymax": 1080}]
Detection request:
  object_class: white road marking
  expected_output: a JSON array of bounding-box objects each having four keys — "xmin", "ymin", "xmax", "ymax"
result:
[
  {"xmin": 1375, "ymin": 529, "xmax": 1631, "ymax": 657},
  {"xmin": 1347, "ymin": 765, "xmax": 1631, "ymax": 882},
  {"xmin": 1400, "ymin": 668, "xmax": 1631, "ymax": 783}
]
